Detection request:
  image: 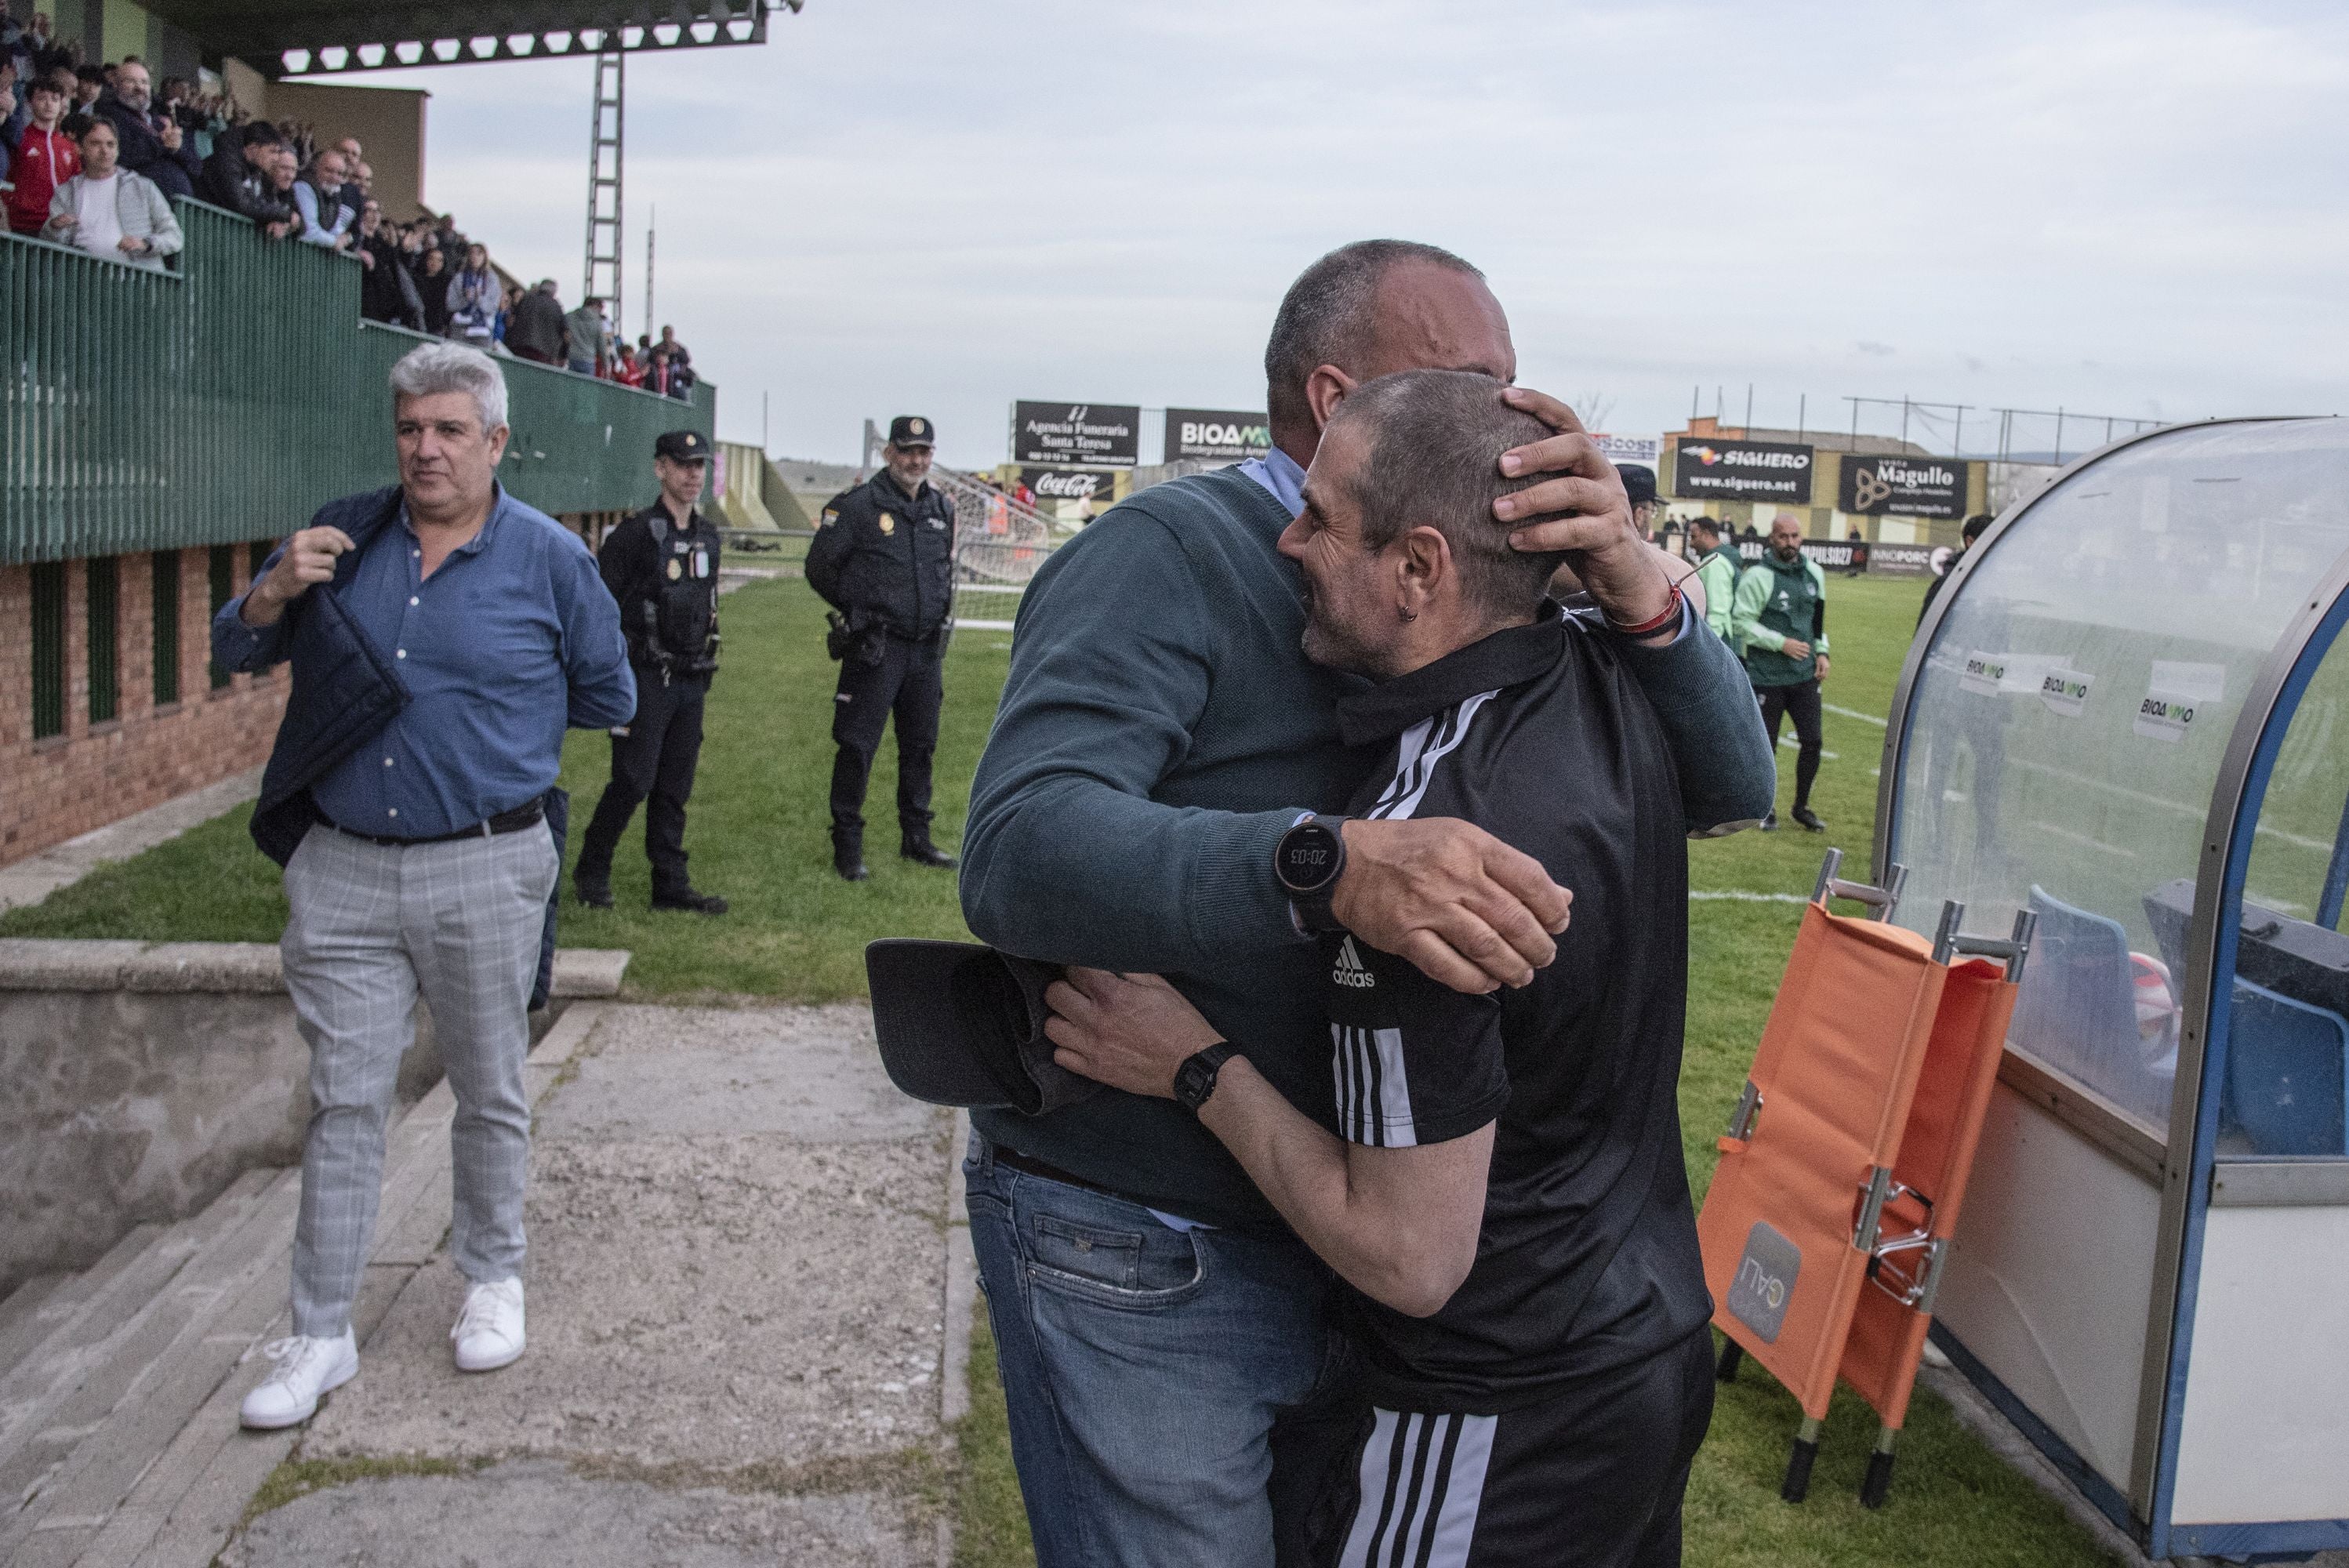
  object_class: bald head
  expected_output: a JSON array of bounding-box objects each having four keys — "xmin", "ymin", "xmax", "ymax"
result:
[{"xmin": 1264, "ymin": 241, "xmax": 1515, "ymax": 463}]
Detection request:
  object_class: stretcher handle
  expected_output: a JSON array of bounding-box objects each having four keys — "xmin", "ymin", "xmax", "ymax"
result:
[
  {"xmin": 1811, "ymin": 849, "xmax": 1908, "ymax": 922},
  {"xmin": 1929, "ymin": 906, "xmax": 2039, "ymax": 984}
]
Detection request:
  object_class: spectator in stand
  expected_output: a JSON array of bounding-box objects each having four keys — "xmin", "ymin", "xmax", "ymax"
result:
[
  {"xmin": 612, "ymin": 342, "xmax": 645, "ymax": 387},
  {"xmin": 70, "ymin": 63, "xmax": 99, "ymax": 114},
  {"xmin": 1, "ymin": 59, "xmax": 20, "ymax": 184},
  {"xmin": 416, "ymin": 244, "xmax": 452, "ymax": 336},
  {"xmin": 445, "ymin": 242, "xmax": 499, "ymax": 347},
  {"xmin": 506, "ymin": 278, "xmax": 567, "ymax": 365},
  {"xmin": 292, "ymin": 146, "xmax": 354, "ymax": 249},
  {"xmin": 94, "ymin": 59, "xmax": 195, "ymax": 198},
  {"xmin": 44, "ymin": 116, "xmax": 180, "ymax": 270},
  {"xmin": 198, "ymin": 118, "xmax": 292, "ymax": 237},
  {"xmin": 643, "ymin": 343, "xmax": 674, "ymax": 397},
  {"xmin": 653, "ymin": 324, "xmax": 689, "ymax": 375},
  {"xmin": 5, "ymin": 70, "xmax": 74, "ymax": 234},
  {"xmin": 563, "ymin": 293, "xmax": 611, "ymax": 376},
  {"xmin": 356, "ymin": 198, "xmax": 423, "ymax": 330},
  {"xmin": 492, "ymin": 281, "xmax": 520, "ymax": 350}
]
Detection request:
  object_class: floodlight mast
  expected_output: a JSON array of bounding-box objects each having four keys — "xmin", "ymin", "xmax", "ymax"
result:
[{"xmin": 584, "ymin": 43, "xmax": 625, "ymax": 343}]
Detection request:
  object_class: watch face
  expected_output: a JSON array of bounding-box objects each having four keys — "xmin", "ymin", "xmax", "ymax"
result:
[{"xmin": 1278, "ymin": 822, "xmax": 1342, "ymax": 894}]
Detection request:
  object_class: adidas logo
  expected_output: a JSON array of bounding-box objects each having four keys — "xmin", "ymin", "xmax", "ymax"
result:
[{"xmin": 1334, "ymin": 937, "xmax": 1376, "ymax": 989}]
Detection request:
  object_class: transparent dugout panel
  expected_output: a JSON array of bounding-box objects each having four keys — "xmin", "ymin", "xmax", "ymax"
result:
[{"xmin": 1892, "ymin": 419, "xmax": 2349, "ymax": 1137}]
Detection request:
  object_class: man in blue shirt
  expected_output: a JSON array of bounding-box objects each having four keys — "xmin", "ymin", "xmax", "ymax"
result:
[{"xmin": 214, "ymin": 341, "xmax": 634, "ymax": 1430}]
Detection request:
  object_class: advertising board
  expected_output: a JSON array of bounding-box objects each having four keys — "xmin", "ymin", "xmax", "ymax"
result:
[
  {"xmin": 1012, "ymin": 402, "xmax": 1141, "ymax": 466},
  {"xmin": 1165, "ymin": 408, "xmax": 1272, "ymax": 463},
  {"xmin": 1839, "ymin": 454, "xmax": 1970, "ymax": 519},
  {"xmin": 1672, "ymin": 438, "xmax": 1815, "ymax": 503}
]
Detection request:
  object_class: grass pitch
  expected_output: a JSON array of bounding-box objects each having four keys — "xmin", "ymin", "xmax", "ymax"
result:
[{"xmin": 2, "ymin": 572, "xmax": 2118, "ymax": 1566}]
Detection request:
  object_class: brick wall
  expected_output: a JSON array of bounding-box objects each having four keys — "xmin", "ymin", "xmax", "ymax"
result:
[{"xmin": 0, "ymin": 549, "xmax": 288, "ymax": 866}]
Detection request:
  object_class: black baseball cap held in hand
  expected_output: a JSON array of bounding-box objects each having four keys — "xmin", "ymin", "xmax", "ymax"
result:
[
  {"xmin": 865, "ymin": 940, "xmax": 1099, "ymax": 1115},
  {"xmin": 887, "ymin": 416, "xmax": 935, "ymax": 448}
]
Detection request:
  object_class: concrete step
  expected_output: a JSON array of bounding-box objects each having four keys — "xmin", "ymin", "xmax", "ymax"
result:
[
  {"xmin": 0, "ymin": 1171, "xmax": 278, "ymax": 1459},
  {"xmin": 0, "ymin": 1231, "xmax": 166, "ymax": 1389},
  {"xmin": 0, "ymin": 1168, "xmax": 303, "ymax": 1558},
  {"xmin": 0, "ymin": 1276, "xmax": 68, "ymax": 1372},
  {"xmin": 33, "ymin": 1000, "xmax": 607, "ymax": 1568}
]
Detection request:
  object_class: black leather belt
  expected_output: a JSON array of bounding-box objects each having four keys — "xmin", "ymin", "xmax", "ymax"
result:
[
  {"xmin": 989, "ymin": 1145, "xmax": 1130, "ymax": 1202},
  {"xmin": 318, "ymin": 796, "xmax": 545, "ymax": 848}
]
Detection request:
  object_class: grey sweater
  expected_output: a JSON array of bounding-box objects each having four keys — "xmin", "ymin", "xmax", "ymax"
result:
[{"xmin": 961, "ymin": 466, "xmax": 1773, "ymax": 1230}]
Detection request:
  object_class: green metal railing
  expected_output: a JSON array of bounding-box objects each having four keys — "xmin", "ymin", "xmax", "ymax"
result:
[{"xmin": 2, "ymin": 199, "xmax": 715, "ymax": 567}]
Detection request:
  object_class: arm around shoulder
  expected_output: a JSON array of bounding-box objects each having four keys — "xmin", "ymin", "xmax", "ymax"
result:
[
  {"xmin": 1614, "ymin": 610, "xmax": 1775, "ymax": 833},
  {"xmin": 959, "ymin": 513, "xmax": 1310, "ymax": 974}
]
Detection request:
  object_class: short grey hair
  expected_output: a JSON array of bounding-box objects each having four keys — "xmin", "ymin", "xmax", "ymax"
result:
[
  {"xmin": 387, "ymin": 340, "xmax": 508, "ymax": 433},
  {"xmin": 1263, "ymin": 240, "xmax": 1483, "ymax": 434},
  {"xmin": 1329, "ymin": 369, "xmax": 1563, "ymax": 622}
]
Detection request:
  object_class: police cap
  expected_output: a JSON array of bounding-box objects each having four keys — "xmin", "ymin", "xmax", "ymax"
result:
[
  {"xmin": 655, "ymin": 430, "xmax": 710, "ymax": 463},
  {"xmin": 888, "ymin": 416, "xmax": 936, "ymax": 448}
]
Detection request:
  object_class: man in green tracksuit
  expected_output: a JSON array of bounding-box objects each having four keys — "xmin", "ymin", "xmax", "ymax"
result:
[
  {"xmin": 1733, "ymin": 513, "xmax": 1832, "ymax": 832},
  {"xmin": 1688, "ymin": 517, "xmax": 1742, "ymax": 646}
]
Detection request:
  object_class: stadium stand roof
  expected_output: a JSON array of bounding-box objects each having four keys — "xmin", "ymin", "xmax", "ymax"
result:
[{"xmin": 142, "ymin": 0, "xmax": 800, "ymax": 78}]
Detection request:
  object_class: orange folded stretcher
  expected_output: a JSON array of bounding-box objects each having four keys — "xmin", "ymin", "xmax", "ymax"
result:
[{"xmin": 1698, "ymin": 851, "xmax": 2034, "ymax": 1508}]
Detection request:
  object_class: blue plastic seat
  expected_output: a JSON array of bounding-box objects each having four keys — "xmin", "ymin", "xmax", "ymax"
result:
[
  {"xmin": 2010, "ymin": 886, "xmax": 2175, "ymax": 1126},
  {"xmin": 2226, "ymin": 978, "xmax": 2349, "ymax": 1156}
]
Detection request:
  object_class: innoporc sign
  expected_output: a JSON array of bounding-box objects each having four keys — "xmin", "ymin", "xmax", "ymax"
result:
[
  {"xmin": 1838, "ymin": 453, "xmax": 1970, "ymax": 519},
  {"xmin": 1672, "ymin": 437, "xmax": 1815, "ymax": 503},
  {"xmin": 1164, "ymin": 408, "xmax": 1271, "ymax": 463},
  {"xmin": 1012, "ymin": 401, "xmax": 1141, "ymax": 467}
]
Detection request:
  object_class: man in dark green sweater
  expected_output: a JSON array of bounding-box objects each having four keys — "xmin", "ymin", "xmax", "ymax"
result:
[{"xmin": 957, "ymin": 240, "xmax": 1775, "ymax": 1568}]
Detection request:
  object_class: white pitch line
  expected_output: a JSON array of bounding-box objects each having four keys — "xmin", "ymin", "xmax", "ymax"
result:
[
  {"xmin": 1781, "ymin": 735, "xmax": 1841, "ymax": 760},
  {"xmin": 1690, "ymin": 890, "xmax": 1812, "ymax": 904},
  {"xmin": 954, "ymin": 619, "xmax": 1017, "ymax": 631},
  {"xmin": 1826, "ymin": 702, "xmax": 1890, "ymax": 728}
]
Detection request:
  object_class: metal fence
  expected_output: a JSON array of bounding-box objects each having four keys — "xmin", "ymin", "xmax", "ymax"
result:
[{"xmin": 2, "ymin": 199, "xmax": 713, "ymax": 567}]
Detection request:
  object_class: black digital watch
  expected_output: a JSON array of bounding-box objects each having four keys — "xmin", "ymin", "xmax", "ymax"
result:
[
  {"xmin": 1174, "ymin": 1043, "xmax": 1238, "ymax": 1115},
  {"xmin": 1275, "ymin": 814, "xmax": 1350, "ymax": 935}
]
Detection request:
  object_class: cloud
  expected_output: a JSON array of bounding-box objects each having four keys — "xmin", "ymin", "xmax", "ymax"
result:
[{"xmin": 329, "ymin": 0, "xmax": 2349, "ymax": 463}]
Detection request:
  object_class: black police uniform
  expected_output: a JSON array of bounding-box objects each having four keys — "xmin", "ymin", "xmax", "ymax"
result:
[
  {"xmin": 575, "ymin": 433, "xmax": 724, "ymax": 909},
  {"xmin": 806, "ymin": 419, "xmax": 957, "ymax": 874}
]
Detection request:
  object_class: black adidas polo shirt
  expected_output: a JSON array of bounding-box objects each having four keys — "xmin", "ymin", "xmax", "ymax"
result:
[{"xmin": 1321, "ymin": 602, "xmax": 1710, "ymax": 1413}]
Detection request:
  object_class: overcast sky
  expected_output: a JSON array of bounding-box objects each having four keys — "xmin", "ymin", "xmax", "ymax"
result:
[{"xmin": 331, "ymin": 0, "xmax": 2349, "ymax": 469}]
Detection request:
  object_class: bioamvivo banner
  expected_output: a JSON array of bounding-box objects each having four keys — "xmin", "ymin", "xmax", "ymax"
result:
[{"xmin": 1164, "ymin": 408, "xmax": 1271, "ymax": 463}]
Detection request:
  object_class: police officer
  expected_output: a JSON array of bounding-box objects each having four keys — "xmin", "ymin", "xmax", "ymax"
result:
[
  {"xmin": 573, "ymin": 429, "xmax": 728, "ymax": 913},
  {"xmin": 808, "ymin": 415, "xmax": 957, "ymax": 882}
]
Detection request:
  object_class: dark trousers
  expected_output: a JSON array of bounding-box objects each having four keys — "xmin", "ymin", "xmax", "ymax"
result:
[
  {"xmin": 1289, "ymin": 1328, "xmax": 1715, "ymax": 1567},
  {"xmin": 830, "ymin": 631, "xmax": 943, "ymax": 838},
  {"xmin": 577, "ymin": 674, "xmax": 705, "ymax": 896},
  {"xmin": 1755, "ymin": 677, "xmax": 1824, "ymax": 811}
]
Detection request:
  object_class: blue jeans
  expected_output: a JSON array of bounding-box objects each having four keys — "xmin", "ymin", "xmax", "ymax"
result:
[{"xmin": 964, "ymin": 1132, "xmax": 1340, "ymax": 1568}]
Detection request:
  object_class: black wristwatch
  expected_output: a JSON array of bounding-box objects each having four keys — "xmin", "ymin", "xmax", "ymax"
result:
[
  {"xmin": 1173, "ymin": 1043, "xmax": 1239, "ymax": 1115},
  {"xmin": 1275, "ymin": 814, "xmax": 1350, "ymax": 935}
]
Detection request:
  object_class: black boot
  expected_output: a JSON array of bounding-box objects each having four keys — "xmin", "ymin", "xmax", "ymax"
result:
[
  {"xmin": 652, "ymin": 887, "xmax": 729, "ymax": 914},
  {"xmin": 832, "ymin": 829, "xmax": 870, "ymax": 882},
  {"xmin": 1790, "ymin": 805, "xmax": 1828, "ymax": 833},
  {"xmin": 573, "ymin": 868, "xmax": 614, "ymax": 909},
  {"xmin": 900, "ymin": 831, "xmax": 957, "ymax": 869}
]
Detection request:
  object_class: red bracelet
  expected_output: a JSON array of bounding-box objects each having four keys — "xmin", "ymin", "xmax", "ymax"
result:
[{"xmin": 1606, "ymin": 581, "xmax": 1683, "ymax": 638}]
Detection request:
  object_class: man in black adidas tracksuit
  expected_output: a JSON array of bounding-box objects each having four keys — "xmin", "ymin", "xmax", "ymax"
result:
[{"xmin": 1047, "ymin": 370, "xmax": 1713, "ymax": 1567}]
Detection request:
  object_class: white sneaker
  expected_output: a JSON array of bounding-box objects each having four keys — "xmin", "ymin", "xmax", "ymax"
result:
[
  {"xmin": 451, "ymin": 1276, "xmax": 525, "ymax": 1372},
  {"xmin": 239, "ymin": 1330, "xmax": 358, "ymax": 1429}
]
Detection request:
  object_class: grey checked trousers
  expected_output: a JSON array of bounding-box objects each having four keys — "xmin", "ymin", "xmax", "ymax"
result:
[{"xmin": 280, "ymin": 821, "xmax": 560, "ymax": 1337}]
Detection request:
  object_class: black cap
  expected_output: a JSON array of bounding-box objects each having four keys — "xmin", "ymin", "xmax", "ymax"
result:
[
  {"xmin": 654, "ymin": 430, "xmax": 710, "ymax": 463},
  {"xmin": 1617, "ymin": 463, "xmax": 1660, "ymax": 507},
  {"xmin": 888, "ymin": 416, "xmax": 935, "ymax": 448},
  {"xmin": 866, "ymin": 940, "xmax": 1100, "ymax": 1115}
]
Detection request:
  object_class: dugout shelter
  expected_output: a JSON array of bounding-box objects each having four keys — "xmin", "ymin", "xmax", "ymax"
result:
[{"xmin": 1878, "ymin": 416, "xmax": 2349, "ymax": 1559}]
